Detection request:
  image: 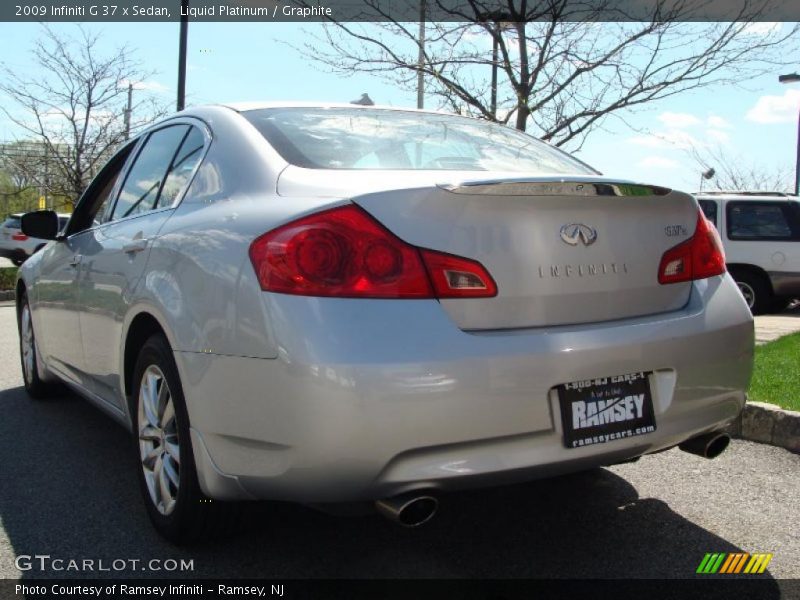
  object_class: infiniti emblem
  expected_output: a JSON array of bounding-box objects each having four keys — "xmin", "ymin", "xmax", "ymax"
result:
[{"xmin": 560, "ymin": 223, "xmax": 597, "ymax": 246}]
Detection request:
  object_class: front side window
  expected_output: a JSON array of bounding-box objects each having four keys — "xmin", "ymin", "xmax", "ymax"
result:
[
  {"xmin": 92, "ymin": 160, "xmax": 128, "ymax": 226},
  {"xmin": 111, "ymin": 125, "xmax": 189, "ymax": 221},
  {"xmin": 243, "ymin": 108, "xmax": 598, "ymax": 175},
  {"xmin": 727, "ymin": 202, "xmax": 799, "ymax": 240},
  {"xmin": 65, "ymin": 141, "xmax": 136, "ymax": 235}
]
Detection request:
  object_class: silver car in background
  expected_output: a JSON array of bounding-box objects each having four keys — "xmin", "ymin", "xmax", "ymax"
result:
[
  {"xmin": 0, "ymin": 213, "xmax": 70, "ymax": 265},
  {"xmin": 16, "ymin": 104, "xmax": 754, "ymax": 542}
]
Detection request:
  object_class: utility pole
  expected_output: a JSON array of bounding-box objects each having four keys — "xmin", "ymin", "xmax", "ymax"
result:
[
  {"xmin": 779, "ymin": 73, "xmax": 800, "ymax": 195},
  {"xmin": 123, "ymin": 83, "xmax": 133, "ymax": 140},
  {"xmin": 416, "ymin": 0, "xmax": 425, "ymax": 109},
  {"xmin": 43, "ymin": 144, "xmax": 49, "ymax": 210},
  {"xmin": 177, "ymin": 0, "xmax": 189, "ymax": 112},
  {"xmin": 490, "ymin": 28, "xmax": 498, "ymax": 119}
]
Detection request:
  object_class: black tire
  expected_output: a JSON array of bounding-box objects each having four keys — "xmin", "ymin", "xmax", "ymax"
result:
[
  {"xmin": 730, "ymin": 269, "xmax": 773, "ymax": 315},
  {"xmin": 17, "ymin": 291, "xmax": 62, "ymax": 399},
  {"xmin": 12, "ymin": 257, "xmax": 24, "ymax": 267},
  {"xmin": 131, "ymin": 333, "xmax": 240, "ymax": 544}
]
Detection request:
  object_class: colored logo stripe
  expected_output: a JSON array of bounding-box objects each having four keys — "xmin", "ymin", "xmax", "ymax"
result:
[
  {"xmin": 744, "ymin": 554, "xmax": 773, "ymax": 574},
  {"xmin": 697, "ymin": 553, "xmax": 773, "ymax": 574},
  {"xmin": 719, "ymin": 553, "xmax": 748, "ymax": 573},
  {"xmin": 697, "ymin": 553, "xmax": 725, "ymax": 574}
]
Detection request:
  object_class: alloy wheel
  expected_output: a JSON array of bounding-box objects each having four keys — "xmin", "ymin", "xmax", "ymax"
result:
[
  {"xmin": 138, "ymin": 365, "xmax": 181, "ymax": 516},
  {"xmin": 20, "ymin": 304, "xmax": 35, "ymax": 385}
]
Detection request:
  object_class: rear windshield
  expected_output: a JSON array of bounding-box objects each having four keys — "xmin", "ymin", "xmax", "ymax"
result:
[
  {"xmin": 2, "ymin": 216, "xmax": 21, "ymax": 229},
  {"xmin": 243, "ymin": 108, "xmax": 597, "ymax": 174}
]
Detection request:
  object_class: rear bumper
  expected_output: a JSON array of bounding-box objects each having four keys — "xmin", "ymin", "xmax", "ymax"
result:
[{"xmin": 178, "ymin": 274, "xmax": 754, "ymax": 503}]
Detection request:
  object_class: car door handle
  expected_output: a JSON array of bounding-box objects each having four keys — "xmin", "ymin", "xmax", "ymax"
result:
[
  {"xmin": 122, "ymin": 239, "xmax": 149, "ymax": 254},
  {"xmin": 68, "ymin": 254, "xmax": 82, "ymax": 267}
]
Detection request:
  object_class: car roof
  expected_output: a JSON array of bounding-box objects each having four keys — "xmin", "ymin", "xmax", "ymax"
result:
[{"xmin": 210, "ymin": 101, "xmax": 480, "ymax": 120}]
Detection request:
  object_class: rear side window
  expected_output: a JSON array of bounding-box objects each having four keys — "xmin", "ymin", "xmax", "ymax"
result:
[
  {"xmin": 111, "ymin": 125, "xmax": 189, "ymax": 221},
  {"xmin": 156, "ymin": 126, "xmax": 205, "ymax": 209},
  {"xmin": 726, "ymin": 202, "xmax": 800, "ymax": 241},
  {"xmin": 2, "ymin": 216, "xmax": 21, "ymax": 229},
  {"xmin": 698, "ymin": 200, "xmax": 718, "ymax": 227}
]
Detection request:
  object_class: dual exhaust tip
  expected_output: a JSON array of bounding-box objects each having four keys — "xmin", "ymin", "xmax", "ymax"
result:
[{"xmin": 375, "ymin": 432, "xmax": 730, "ymax": 527}]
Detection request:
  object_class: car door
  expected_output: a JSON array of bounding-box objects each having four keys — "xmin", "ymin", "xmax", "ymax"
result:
[
  {"xmin": 74, "ymin": 122, "xmax": 207, "ymax": 406},
  {"xmin": 33, "ymin": 144, "xmax": 134, "ymax": 383}
]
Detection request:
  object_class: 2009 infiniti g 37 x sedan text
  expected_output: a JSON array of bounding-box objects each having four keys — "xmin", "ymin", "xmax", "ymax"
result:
[{"xmin": 16, "ymin": 103, "xmax": 754, "ymax": 542}]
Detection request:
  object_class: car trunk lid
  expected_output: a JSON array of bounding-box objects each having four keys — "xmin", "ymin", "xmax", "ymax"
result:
[{"xmin": 278, "ymin": 169, "xmax": 698, "ymax": 330}]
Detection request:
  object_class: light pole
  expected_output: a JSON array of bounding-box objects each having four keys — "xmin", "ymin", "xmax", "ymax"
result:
[
  {"xmin": 699, "ymin": 167, "xmax": 715, "ymax": 192},
  {"xmin": 779, "ymin": 72, "xmax": 800, "ymax": 195},
  {"xmin": 177, "ymin": 0, "xmax": 189, "ymax": 112}
]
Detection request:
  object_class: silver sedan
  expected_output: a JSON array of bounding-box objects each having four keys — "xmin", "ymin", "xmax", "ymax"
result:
[{"xmin": 15, "ymin": 104, "xmax": 754, "ymax": 542}]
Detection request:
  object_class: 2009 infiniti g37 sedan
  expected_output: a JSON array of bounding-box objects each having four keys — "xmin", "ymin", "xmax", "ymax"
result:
[{"xmin": 16, "ymin": 103, "xmax": 754, "ymax": 542}]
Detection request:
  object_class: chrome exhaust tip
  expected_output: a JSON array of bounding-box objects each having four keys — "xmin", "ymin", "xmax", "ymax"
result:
[
  {"xmin": 375, "ymin": 493, "xmax": 438, "ymax": 527},
  {"xmin": 679, "ymin": 432, "xmax": 731, "ymax": 459}
]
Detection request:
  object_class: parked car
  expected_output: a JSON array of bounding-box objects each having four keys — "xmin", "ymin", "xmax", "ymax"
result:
[
  {"xmin": 695, "ymin": 191, "xmax": 800, "ymax": 314},
  {"xmin": 0, "ymin": 212, "xmax": 70, "ymax": 266},
  {"xmin": 16, "ymin": 104, "xmax": 754, "ymax": 542}
]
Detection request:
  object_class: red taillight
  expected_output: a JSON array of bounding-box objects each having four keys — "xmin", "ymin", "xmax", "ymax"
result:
[
  {"xmin": 248, "ymin": 205, "xmax": 497, "ymax": 299},
  {"xmin": 658, "ymin": 211, "xmax": 726, "ymax": 285},
  {"xmin": 12, "ymin": 232, "xmax": 28, "ymax": 241}
]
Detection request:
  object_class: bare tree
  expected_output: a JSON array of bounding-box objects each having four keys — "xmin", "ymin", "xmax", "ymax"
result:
[
  {"xmin": 0, "ymin": 142, "xmax": 37, "ymax": 190},
  {"xmin": 297, "ymin": 0, "xmax": 800, "ymax": 150},
  {"xmin": 690, "ymin": 144, "xmax": 793, "ymax": 193},
  {"xmin": 0, "ymin": 25, "xmax": 167, "ymax": 201},
  {"xmin": 0, "ymin": 140, "xmax": 77, "ymax": 211}
]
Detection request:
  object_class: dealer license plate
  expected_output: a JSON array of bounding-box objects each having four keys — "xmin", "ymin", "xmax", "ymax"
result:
[{"xmin": 558, "ymin": 371, "xmax": 656, "ymax": 449}]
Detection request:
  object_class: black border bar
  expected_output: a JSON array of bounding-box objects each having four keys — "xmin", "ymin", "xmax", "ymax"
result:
[
  {"xmin": 3, "ymin": 0, "xmax": 800, "ymax": 22},
  {"xmin": 1, "ymin": 579, "xmax": 798, "ymax": 600}
]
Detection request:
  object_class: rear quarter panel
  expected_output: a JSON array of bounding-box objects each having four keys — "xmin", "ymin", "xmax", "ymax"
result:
[{"xmin": 139, "ymin": 106, "xmax": 344, "ymax": 360}]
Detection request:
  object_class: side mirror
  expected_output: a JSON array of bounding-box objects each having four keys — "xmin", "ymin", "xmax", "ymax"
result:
[{"xmin": 21, "ymin": 210, "xmax": 60, "ymax": 241}]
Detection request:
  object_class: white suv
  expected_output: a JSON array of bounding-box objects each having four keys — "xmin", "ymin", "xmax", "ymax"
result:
[{"xmin": 695, "ymin": 191, "xmax": 800, "ymax": 313}]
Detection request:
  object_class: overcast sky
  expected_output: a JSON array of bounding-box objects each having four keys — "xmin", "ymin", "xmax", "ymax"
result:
[{"xmin": 0, "ymin": 21, "xmax": 796, "ymax": 194}]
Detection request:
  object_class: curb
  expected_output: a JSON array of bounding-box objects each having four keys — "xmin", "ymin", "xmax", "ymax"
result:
[
  {"xmin": 724, "ymin": 401, "xmax": 800, "ymax": 454},
  {"xmin": 0, "ymin": 290, "xmax": 15, "ymax": 302}
]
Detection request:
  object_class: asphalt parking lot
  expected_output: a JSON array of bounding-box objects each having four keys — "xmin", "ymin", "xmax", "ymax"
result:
[{"xmin": 0, "ymin": 305, "xmax": 798, "ymax": 588}]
